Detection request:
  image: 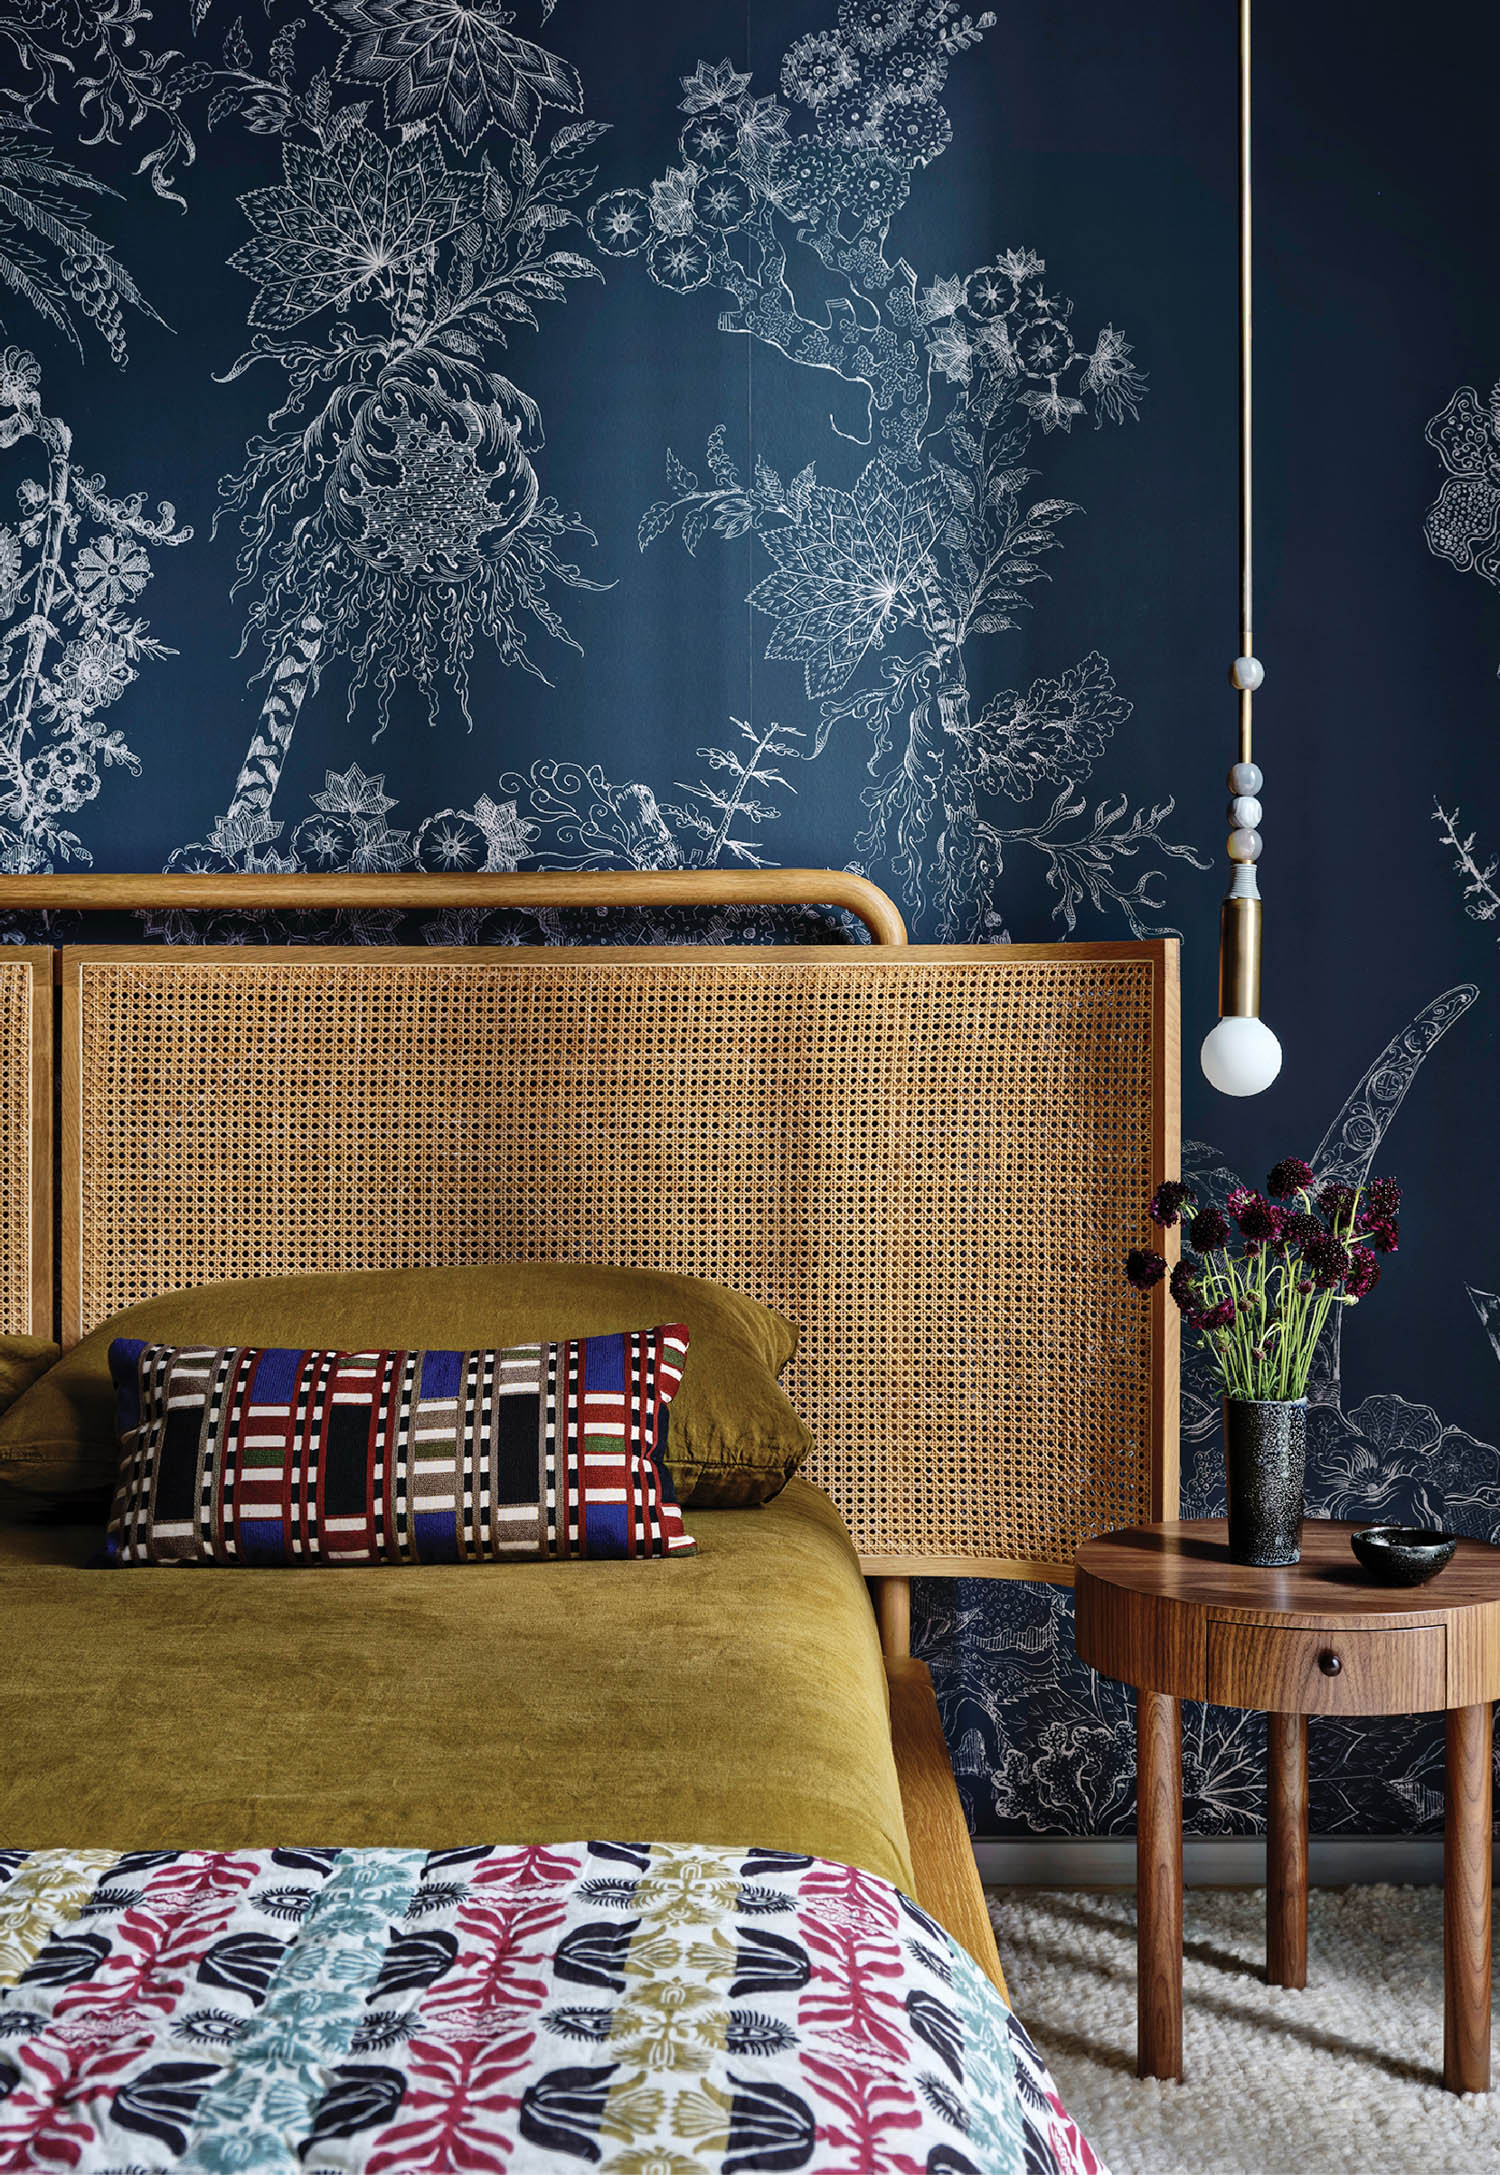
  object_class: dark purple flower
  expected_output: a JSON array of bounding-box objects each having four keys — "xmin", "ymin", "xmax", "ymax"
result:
[
  {"xmin": 1202, "ymin": 1298, "xmax": 1236, "ymax": 1331},
  {"xmin": 1267, "ymin": 1157, "xmax": 1315, "ymax": 1200},
  {"xmin": 1228, "ymin": 1189, "xmax": 1279, "ymax": 1245},
  {"xmin": 1126, "ymin": 1247, "xmax": 1169, "ymax": 1292},
  {"xmin": 1365, "ymin": 1218, "xmax": 1399, "ymax": 1255},
  {"xmin": 1280, "ymin": 1211, "xmax": 1325, "ymax": 1253},
  {"xmin": 1168, "ymin": 1257, "xmax": 1202, "ymax": 1313},
  {"xmin": 1189, "ymin": 1206, "xmax": 1230, "ymax": 1253},
  {"xmin": 1345, "ymin": 1248, "xmax": 1381, "ymax": 1299},
  {"xmin": 1366, "ymin": 1175, "xmax": 1402, "ymax": 1221},
  {"xmin": 1149, "ymin": 1179, "xmax": 1197, "ymax": 1229},
  {"xmin": 1316, "ymin": 1181, "xmax": 1357, "ymax": 1229},
  {"xmin": 1303, "ymin": 1231, "xmax": 1350, "ymax": 1289}
]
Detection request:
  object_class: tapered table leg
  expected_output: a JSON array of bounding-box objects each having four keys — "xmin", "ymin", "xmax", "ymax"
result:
[
  {"xmin": 1136, "ymin": 1687, "xmax": 1183, "ymax": 2080},
  {"xmin": 1267, "ymin": 1711, "xmax": 1308, "ymax": 1989},
  {"xmin": 1444, "ymin": 1701, "xmax": 1493, "ymax": 2095}
]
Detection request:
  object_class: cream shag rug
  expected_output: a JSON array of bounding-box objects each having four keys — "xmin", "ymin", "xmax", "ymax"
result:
[{"xmin": 988, "ymin": 1885, "xmax": 1500, "ymax": 2175}]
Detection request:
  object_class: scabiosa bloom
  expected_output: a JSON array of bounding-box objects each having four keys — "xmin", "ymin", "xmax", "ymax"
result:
[
  {"xmin": 1302, "ymin": 1231, "xmax": 1350, "ymax": 1290},
  {"xmin": 1189, "ymin": 1206, "xmax": 1230, "ymax": 1253},
  {"xmin": 1201, "ymin": 1298, "xmax": 1237, "ymax": 1332},
  {"xmin": 1267, "ymin": 1157, "xmax": 1316, "ymax": 1199},
  {"xmin": 1366, "ymin": 1175, "xmax": 1402, "ymax": 1222},
  {"xmin": 1280, "ymin": 1211, "xmax": 1325, "ymax": 1252},
  {"xmin": 1316, "ymin": 1181, "xmax": 1357, "ymax": 1228},
  {"xmin": 1168, "ymin": 1256, "xmax": 1203, "ymax": 1315},
  {"xmin": 1149, "ymin": 1179, "xmax": 1196, "ymax": 1229},
  {"xmin": 1227, "ymin": 1189, "xmax": 1279, "ymax": 1245},
  {"xmin": 1365, "ymin": 1218, "xmax": 1400, "ymax": 1254},
  {"xmin": 1125, "ymin": 1247, "xmax": 1168, "ymax": 1292},
  {"xmin": 1345, "ymin": 1248, "xmax": 1381, "ymax": 1299}
]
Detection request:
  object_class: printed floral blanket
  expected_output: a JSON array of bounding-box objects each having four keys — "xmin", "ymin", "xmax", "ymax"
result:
[{"xmin": 0, "ymin": 1842, "xmax": 1104, "ymax": 2175}]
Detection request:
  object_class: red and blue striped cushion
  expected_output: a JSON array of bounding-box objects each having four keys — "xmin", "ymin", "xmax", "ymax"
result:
[{"xmin": 105, "ymin": 1326, "xmax": 696, "ymax": 1564}]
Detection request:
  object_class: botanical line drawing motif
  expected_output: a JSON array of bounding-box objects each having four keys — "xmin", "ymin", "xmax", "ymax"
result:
[
  {"xmin": 165, "ymin": 4, "xmax": 610, "ymax": 873},
  {"xmin": 0, "ymin": 131, "xmax": 164, "ymax": 364},
  {"xmin": 1434, "ymin": 801, "xmax": 1500, "ymax": 942},
  {"xmin": 1425, "ymin": 380, "xmax": 1500, "ymax": 660},
  {"xmin": 595, "ymin": 10, "xmax": 1207, "ymax": 937},
  {"xmin": 663, "ymin": 717, "xmax": 806, "ymax": 868},
  {"xmin": 259, "ymin": 719, "xmax": 807, "ymax": 891},
  {"xmin": 0, "ymin": 0, "xmax": 269, "ymax": 370},
  {"xmin": 1473, "ymin": 1287, "xmax": 1500, "ymax": 1371},
  {"xmin": 924, "ymin": 988, "xmax": 1492, "ymax": 1837},
  {"xmin": 0, "ymin": 346, "xmax": 190, "ymax": 871},
  {"xmin": 0, "ymin": 0, "xmax": 216, "ymax": 208}
]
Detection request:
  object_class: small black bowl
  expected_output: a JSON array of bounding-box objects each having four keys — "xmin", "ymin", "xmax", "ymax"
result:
[{"xmin": 1351, "ymin": 1525, "xmax": 1458, "ymax": 1586}]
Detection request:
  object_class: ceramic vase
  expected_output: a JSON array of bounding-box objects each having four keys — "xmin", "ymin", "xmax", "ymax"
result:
[{"xmin": 1223, "ymin": 1397, "xmax": 1307, "ymax": 1566}]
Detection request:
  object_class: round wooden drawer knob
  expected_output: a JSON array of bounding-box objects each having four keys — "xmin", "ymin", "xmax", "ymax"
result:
[{"xmin": 1318, "ymin": 1650, "xmax": 1342, "ymax": 1677}]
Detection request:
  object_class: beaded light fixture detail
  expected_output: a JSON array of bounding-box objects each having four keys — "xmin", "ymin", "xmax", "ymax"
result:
[{"xmin": 1200, "ymin": 0, "xmax": 1283, "ymax": 1098}]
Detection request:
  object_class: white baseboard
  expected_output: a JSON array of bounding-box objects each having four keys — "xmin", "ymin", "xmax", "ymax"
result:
[{"xmin": 972, "ymin": 1836, "xmax": 1497, "ymax": 1888}]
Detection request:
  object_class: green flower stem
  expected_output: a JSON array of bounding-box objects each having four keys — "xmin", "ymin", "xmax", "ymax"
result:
[{"xmin": 1189, "ymin": 1186, "xmax": 1364, "ymax": 1404}]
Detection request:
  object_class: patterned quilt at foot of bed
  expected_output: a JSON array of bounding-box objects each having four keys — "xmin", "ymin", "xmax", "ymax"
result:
[{"xmin": 0, "ymin": 1843, "xmax": 1104, "ymax": 2175}]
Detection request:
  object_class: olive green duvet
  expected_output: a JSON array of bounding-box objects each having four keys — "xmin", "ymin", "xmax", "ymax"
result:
[{"xmin": 0, "ymin": 1478, "xmax": 914, "ymax": 1892}]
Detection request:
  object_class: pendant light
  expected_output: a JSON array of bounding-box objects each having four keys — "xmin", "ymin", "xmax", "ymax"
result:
[{"xmin": 1200, "ymin": 0, "xmax": 1282, "ymax": 1097}]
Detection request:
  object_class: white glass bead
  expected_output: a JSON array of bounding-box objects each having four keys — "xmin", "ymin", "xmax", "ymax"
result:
[
  {"xmin": 1230, "ymin": 656, "xmax": 1265, "ymax": 691},
  {"xmin": 1228, "ymin": 795, "xmax": 1262, "ymax": 828},
  {"xmin": 1227, "ymin": 827, "xmax": 1263, "ymax": 862},
  {"xmin": 1228, "ymin": 762, "xmax": 1263, "ymax": 795}
]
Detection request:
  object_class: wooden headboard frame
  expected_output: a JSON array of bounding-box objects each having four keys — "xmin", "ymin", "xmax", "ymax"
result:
[
  {"xmin": 0, "ymin": 947, "xmax": 52, "ymax": 1337},
  {"xmin": 0, "ymin": 870, "xmax": 1179, "ymax": 1641}
]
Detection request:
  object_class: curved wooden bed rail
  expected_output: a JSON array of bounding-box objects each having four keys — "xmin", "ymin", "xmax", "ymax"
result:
[{"xmin": 0, "ymin": 868, "xmax": 909, "ymax": 947}]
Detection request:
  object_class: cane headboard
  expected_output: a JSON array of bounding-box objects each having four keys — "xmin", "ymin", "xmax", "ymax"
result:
[
  {"xmin": 0, "ymin": 869, "xmax": 1178, "ymax": 1580},
  {"xmin": 0, "ymin": 947, "xmax": 50, "ymax": 1336},
  {"xmin": 32, "ymin": 943, "xmax": 1177, "ymax": 1582}
]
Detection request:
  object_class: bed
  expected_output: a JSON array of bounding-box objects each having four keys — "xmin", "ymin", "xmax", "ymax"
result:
[{"xmin": 0, "ymin": 868, "xmax": 1177, "ymax": 2175}]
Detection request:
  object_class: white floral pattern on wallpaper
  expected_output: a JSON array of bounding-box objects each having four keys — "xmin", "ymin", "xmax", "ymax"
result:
[
  {"xmin": 605, "ymin": 15, "xmax": 1205, "ymax": 937},
  {"xmin": 176, "ymin": 0, "xmax": 613, "ymax": 872},
  {"xmin": 1434, "ymin": 801, "xmax": 1500, "ymax": 940},
  {"xmin": 0, "ymin": 0, "xmax": 1212, "ymax": 947},
  {"xmin": 0, "ymin": 347, "xmax": 190, "ymax": 870},
  {"xmin": 1425, "ymin": 379, "xmax": 1500, "ymax": 663}
]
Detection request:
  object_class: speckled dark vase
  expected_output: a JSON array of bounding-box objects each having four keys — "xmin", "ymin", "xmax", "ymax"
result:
[{"xmin": 1223, "ymin": 1398, "xmax": 1308, "ymax": 1566}]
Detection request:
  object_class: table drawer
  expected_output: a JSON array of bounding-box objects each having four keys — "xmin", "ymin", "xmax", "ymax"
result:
[{"xmin": 1205, "ymin": 1620, "xmax": 1447, "ymax": 1714}]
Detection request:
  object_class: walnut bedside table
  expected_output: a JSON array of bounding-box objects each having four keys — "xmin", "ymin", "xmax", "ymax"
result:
[{"xmin": 1074, "ymin": 1519, "xmax": 1500, "ymax": 2094}]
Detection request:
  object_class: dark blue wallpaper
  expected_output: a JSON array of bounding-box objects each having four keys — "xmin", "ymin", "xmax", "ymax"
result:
[{"xmin": 2, "ymin": 0, "xmax": 1498, "ymax": 1837}]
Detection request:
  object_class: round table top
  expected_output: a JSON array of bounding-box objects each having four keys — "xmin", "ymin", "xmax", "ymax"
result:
[{"xmin": 1075, "ymin": 1519, "xmax": 1500, "ymax": 1627}]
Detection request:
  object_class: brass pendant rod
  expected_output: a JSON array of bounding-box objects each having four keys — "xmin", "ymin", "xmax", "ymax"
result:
[
  {"xmin": 1239, "ymin": 0, "xmax": 1253, "ymax": 768},
  {"xmin": 1205, "ymin": 0, "xmax": 1278, "ymax": 1085}
]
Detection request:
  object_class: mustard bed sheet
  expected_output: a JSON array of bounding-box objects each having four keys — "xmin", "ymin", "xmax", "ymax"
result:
[{"xmin": 0, "ymin": 1478, "xmax": 914, "ymax": 1892}]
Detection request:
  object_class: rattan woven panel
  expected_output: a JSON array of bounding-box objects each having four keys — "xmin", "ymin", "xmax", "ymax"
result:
[
  {"xmin": 68, "ymin": 950, "xmax": 1166, "ymax": 1568},
  {"xmin": 0, "ymin": 951, "xmax": 45, "ymax": 1334}
]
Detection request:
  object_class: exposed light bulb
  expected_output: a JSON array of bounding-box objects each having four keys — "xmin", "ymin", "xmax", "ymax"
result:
[{"xmin": 1200, "ymin": 1013, "xmax": 1282, "ymax": 1097}]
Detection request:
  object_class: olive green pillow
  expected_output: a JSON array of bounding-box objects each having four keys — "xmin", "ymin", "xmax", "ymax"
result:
[
  {"xmin": 0, "ymin": 1263, "xmax": 811, "ymax": 1519},
  {"xmin": 0, "ymin": 1335, "xmax": 61, "ymax": 1421}
]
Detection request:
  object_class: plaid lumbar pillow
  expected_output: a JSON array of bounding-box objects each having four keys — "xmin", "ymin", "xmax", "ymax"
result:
[{"xmin": 105, "ymin": 1329, "xmax": 696, "ymax": 1565}]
